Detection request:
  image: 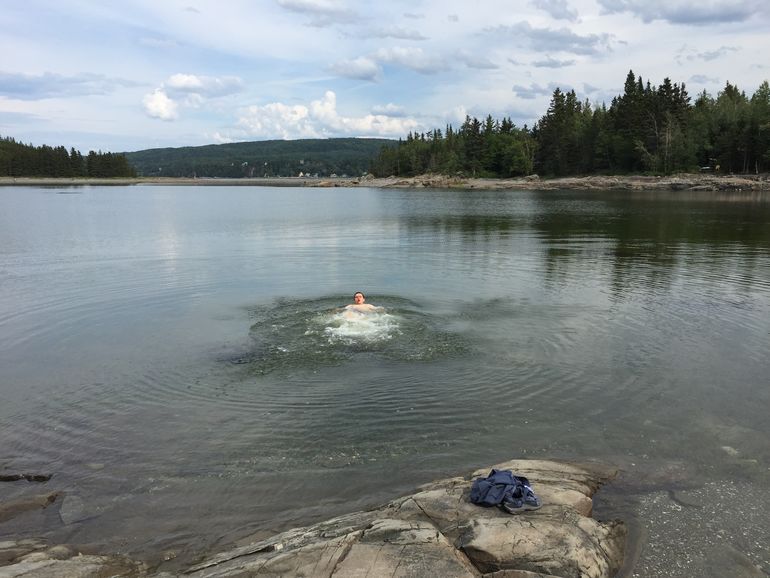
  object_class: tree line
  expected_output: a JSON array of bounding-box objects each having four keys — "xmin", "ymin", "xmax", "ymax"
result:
[
  {"xmin": 370, "ymin": 71, "xmax": 770, "ymax": 178},
  {"xmin": 124, "ymin": 138, "xmax": 392, "ymax": 178},
  {"xmin": 0, "ymin": 136, "xmax": 136, "ymax": 178}
]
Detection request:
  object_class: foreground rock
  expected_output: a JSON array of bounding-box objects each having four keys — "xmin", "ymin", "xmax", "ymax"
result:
[
  {"xmin": 0, "ymin": 539, "xmax": 145, "ymax": 577},
  {"xmin": 0, "ymin": 459, "xmax": 624, "ymax": 577},
  {"xmin": 183, "ymin": 459, "xmax": 625, "ymax": 578}
]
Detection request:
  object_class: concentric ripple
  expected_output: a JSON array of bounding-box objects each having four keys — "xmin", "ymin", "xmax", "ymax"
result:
[{"xmin": 229, "ymin": 296, "xmax": 469, "ymax": 374}]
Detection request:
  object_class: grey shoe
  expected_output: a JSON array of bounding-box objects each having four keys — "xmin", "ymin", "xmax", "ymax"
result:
[{"xmin": 501, "ymin": 487, "xmax": 541, "ymax": 514}]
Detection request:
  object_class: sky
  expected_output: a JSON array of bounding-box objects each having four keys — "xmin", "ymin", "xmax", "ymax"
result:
[{"xmin": 1, "ymin": 0, "xmax": 768, "ymax": 153}]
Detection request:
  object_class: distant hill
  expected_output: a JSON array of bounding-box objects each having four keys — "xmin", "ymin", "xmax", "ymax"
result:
[{"xmin": 124, "ymin": 138, "xmax": 395, "ymax": 178}]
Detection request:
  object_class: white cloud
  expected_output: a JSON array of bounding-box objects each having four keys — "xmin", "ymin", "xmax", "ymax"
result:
[
  {"xmin": 455, "ymin": 51, "xmax": 498, "ymax": 70},
  {"xmin": 484, "ymin": 21, "xmax": 614, "ymax": 56},
  {"xmin": 140, "ymin": 73, "xmax": 243, "ymax": 120},
  {"xmin": 237, "ymin": 91, "xmax": 419, "ymax": 139},
  {"xmin": 165, "ymin": 74, "xmax": 243, "ymax": 97},
  {"xmin": 512, "ymin": 82, "xmax": 564, "ymax": 99},
  {"xmin": 142, "ymin": 89, "xmax": 178, "ymax": 120},
  {"xmin": 328, "ymin": 57, "xmax": 382, "ymax": 81},
  {"xmin": 371, "ymin": 103, "xmax": 405, "ymax": 116},
  {"xmin": 374, "ymin": 46, "xmax": 448, "ymax": 74},
  {"xmin": 210, "ymin": 131, "xmax": 235, "ymax": 144},
  {"xmin": 0, "ymin": 71, "xmax": 139, "ymax": 100},
  {"xmin": 276, "ymin": 0, "xmax": 357, "ymax": 26},
  {"xmin": 369, "ymin": 26, "xmax": 428, "ymax": 41},
  {"xmin": 532, "ymin": 56, "xmax": 576, "ymax": 68}
]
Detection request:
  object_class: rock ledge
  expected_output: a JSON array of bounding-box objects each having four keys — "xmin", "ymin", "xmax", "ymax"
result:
[
  {"xmin": 0, "ymin": 459, "xmax": 625, "ymax": 577},
  {"xmin": 183, "ymin": 459, "xmax": 625, "ymax": 578}
]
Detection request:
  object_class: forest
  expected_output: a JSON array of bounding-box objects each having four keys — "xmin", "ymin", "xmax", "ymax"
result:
[
  {"xmin": 123, "ymin": 138, "xmax": 392, "ymax": 178},
  {"xmin": 0, "ymin": 137, "xmax": 136, "ymax": 178},
  {"xmin": 369, "ymin": 71, "xmax": 770, "ymax": 178}
]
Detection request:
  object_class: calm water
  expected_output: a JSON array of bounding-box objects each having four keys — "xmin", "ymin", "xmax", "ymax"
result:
[{"xmin": 1, "ymin": 186, "xmax": 769, "ymax": 571}]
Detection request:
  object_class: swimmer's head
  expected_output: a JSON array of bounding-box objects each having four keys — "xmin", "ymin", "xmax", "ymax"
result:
[{"xmin": 353, "ymin": 291, "xmax": 365, "ymax": 304}]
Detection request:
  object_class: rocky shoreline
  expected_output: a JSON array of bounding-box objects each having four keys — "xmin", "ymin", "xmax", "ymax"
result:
[
  {"xmin": 1, "ymin": 459, "xmax": 625, "ymax": 577},
  {"xmin": 1, "ymin": 173, "xmax": 768, "ymax": 192}
]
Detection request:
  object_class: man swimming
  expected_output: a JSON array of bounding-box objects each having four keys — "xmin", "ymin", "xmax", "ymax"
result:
[{"xmin": 344, "ymin": 291, "xmax": 381, "ymax": 313}]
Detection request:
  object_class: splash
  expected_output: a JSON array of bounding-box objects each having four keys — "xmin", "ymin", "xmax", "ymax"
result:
[
  {"xmin": 322, "ymin": 308, "xmax": 399, "ymax": 345},
  {"xmin": 232, "ymin": 296, "xmax": 468, "ymax": 374}
]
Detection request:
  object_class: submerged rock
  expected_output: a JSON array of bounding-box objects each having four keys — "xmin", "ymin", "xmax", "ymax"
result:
[
  {"xmin": 184, "ymin": 459, "xmax": 625, "ymax": 577},
  {"xmin": 0, "ymin": 539, "xmax": 144, "ymax": 577}
]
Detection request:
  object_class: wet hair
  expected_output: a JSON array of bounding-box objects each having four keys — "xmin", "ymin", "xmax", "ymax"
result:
[{"xmin": 353, "ymin": 291, "xmax": 365, "ymax": 299}]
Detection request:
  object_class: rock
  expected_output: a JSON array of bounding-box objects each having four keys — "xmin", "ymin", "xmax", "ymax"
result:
[
  {"xmin": 0, "ymin": 473, "xmax": 52, "ymax": 483},
  {"xmin": 0, "ymin": 540, "xmax": 144, "ymax": 577},
  {"xmin": 184, "ymin": 459, "xmax": 625, "ymax": 577},
  {"xmin": 58, "ymin": 494, "xmax": 89, "ymax": 525},
  {"xmin": 0, "ymin": 540, "xmax": 47, "ymax": 565},
  {"xmin": 0, "ymin": 492, "xmax": 59, "ymax": 524}
]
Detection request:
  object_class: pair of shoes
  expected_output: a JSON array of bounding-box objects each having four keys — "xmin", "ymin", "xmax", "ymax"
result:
[{"xmin": 501, "ymin": 486, "xmax": 541, "ymax": 514}]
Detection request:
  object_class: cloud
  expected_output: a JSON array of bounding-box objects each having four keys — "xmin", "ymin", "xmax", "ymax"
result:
[
  {"xmin": 689, "ymin": 74, "xmax": 720, "ymax": 85},
  {"xmin": 328, "ymin": 57, "xmax": 382, "ymax": 81},
  {"xmin": 210, "ymin": 131, "xmax": 234, "ymax": 144},
  {"xmin": 484, "ymin": 21, "xmax": 613, "ymax": 55},
  {"xmin": 370, "ymin": 26, "xmax": 428, "ymax": 40},
  {"xmin": 455, "ymin": 51, "xmax": 498, "ymax": 70},
  {"xmin": 0, "ymin": 71, "xmax": 139, "ymax": 100},
  {"xmin": 143, "ymin": 89, "xmax": 178, "ymax": 120},
  {"xmin": 165, "ymin": 73, "xmax": 244, "ymax": 97},
  {"xmin": 371, "ymin": 103, "xmax": 405, "ymax": 116},
  {"xmin": 530, "ymin": 0, "xmax": 579, "ymax": 22},
  {"xmin": 512, "ymin": 82, "xmax": 563, "ymax": 99},
  {"xmin": 531, "ymin": 56, "xmax": 576, "ymax": 68},
  {"xmin": 403, "ymin": 12, "xmax": 425, "ymax": 19},
  {"xmin": 141, "ymin": 74, "xmax": 243, "ymax": 120},
  {"xmin": 276, "ymin": 0, "xmax": 357, "ymax": 27},
  {"xmin": 237, "ymin": 90, "xmax": 419, "ymax": 139},
  {"xmin": 596, "ymin": 0, "xmax": 764, "ymax": 25},
  {"xmin": 374, "ymin": 47, "xmax": 448, "ymax": 74},
  {"xmin": 692, "ymin": 46, "xmax": 739, "ymax": 62},
  {"xmin": 676, "ymin": 44, "xmax": 740, "ymax": 66},
  {"xmin": 447, "ymin": 14, "xmax": 459, "ymax": 22}
]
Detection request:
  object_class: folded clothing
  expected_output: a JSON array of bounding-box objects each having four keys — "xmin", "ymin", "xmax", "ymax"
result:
[{"xmin": 470, "ymin": 468, "xmax": 541, "ymax": 513}]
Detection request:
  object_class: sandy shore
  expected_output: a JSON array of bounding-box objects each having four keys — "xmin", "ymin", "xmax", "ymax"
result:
[{"xmin": 1, "ymin": 173, "xmax": 768, "ymax": 191}]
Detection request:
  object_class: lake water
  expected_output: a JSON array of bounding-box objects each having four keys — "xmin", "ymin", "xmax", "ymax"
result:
[{"xmin": 1, "ymin": 185, "xmax": 769, "ymax": 574}]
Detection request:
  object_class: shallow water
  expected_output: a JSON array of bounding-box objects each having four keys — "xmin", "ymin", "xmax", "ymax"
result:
[{"xmin": 1, "ymin": 185, "xmax": 768, "ymax": 572}]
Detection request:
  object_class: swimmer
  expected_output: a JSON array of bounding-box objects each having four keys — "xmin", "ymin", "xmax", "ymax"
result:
[{"xmin": 344, "ymin": 291, "xmax": 382, "ymax": 313}]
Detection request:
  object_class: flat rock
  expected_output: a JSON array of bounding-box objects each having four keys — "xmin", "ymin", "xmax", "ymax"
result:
[
  {"xmin": 0, "ymin": 539, "xmax": 144, "ymax": 577},
  {"xmin": 183, "ymin": 459, "xmax": 625, "ymax": 577}
]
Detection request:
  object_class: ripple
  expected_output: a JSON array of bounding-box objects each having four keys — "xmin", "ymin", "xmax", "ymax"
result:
[{"xmin": 229, "ymin": 296, "xmax": 470, "ymax": 375}]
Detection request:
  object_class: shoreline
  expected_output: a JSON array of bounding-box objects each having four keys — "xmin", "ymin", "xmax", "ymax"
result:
[{"xmin": 1, "ymin": 173, "xmax": 768, "ymax": 191}]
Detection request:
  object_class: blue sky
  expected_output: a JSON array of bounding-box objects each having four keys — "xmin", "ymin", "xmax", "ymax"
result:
[{"xmin": 1, "ymin": 0, "xmax": 768, "ymax": 153}]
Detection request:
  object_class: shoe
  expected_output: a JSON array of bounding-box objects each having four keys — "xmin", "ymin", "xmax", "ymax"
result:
[{"xmin": 501, "ymin": 487, "xmax": 541, "ymax": 514}]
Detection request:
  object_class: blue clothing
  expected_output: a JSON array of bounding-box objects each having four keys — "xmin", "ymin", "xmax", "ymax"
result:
[{"xmin": 469, "ymin": 469, "xmax": 534, "ymax": 507}]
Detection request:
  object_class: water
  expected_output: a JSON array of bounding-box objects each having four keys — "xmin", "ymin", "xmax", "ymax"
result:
[{"xmin": 1, "ymin": 185, "xmax": 769, "ymax": 572}]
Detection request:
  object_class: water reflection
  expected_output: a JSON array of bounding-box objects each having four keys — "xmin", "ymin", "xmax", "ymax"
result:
[{"xmin": 394, "ymin": 189, "xmax": 770, "ymax": 300}]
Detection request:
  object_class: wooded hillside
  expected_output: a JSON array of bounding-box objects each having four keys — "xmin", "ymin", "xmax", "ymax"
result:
[{"xmin": 124, "ymin": 138, "xmax": 393, "ymax": 178}]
